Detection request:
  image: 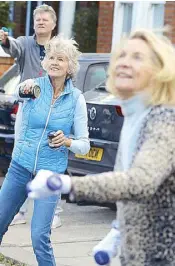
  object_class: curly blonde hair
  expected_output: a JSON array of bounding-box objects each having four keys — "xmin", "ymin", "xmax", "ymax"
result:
[
  {"xmin": 107, "ymin": 28, "xmax": 175, "ymax": 105},
  {"xmin": 42, "ymin": 34, "xmax": 81, "ymax": 79}
]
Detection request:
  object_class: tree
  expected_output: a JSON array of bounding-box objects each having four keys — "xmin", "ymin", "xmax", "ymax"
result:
[
  {"xmin": 72, "ymin": 2, "xmax": 98, "ymax": 53},
  {"xmin": 0, "ymin": 1, "xmax": 15, "ymax": 29}
]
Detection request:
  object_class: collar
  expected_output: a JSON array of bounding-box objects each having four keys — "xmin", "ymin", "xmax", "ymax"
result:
[
  {"xmin": 30, "ymin": 35, "xmax": 38, "ymax": 47},
  {"xmin": 118, "ymin": 92, "xmax": 150, "ymax": 117},
  {"xmin": 46, "ymin": 75, "xmax": 74, "ymax": 96},
  {"xmin": 33, "ymin": 34, "xmax": 53, "ymax": 47}
]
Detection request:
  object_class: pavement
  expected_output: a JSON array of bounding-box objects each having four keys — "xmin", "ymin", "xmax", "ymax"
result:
[{"xmin": 0, "ymin": 199, "xmax": 121, "ymax": 266}]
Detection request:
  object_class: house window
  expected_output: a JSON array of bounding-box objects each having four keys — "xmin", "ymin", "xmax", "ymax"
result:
[
  {"xmin": 112, "ymin": 1, "xmax": 165, "ymax": 48},
  {"xmin": 112, "ymin": 1, "xmax": 134, "ymax": 47},
  {"xmin": 152, "ymin": 3, "xmax": 165, "ymax": 28},
  {"xmin": 122, "ymin": 3, "xmax": 133, "ymax": 34}
]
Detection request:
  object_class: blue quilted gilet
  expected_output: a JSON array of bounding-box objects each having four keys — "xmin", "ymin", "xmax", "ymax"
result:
[{"xmin": 12, "ymin": 75, "xmax": 81, "ymax": 174}]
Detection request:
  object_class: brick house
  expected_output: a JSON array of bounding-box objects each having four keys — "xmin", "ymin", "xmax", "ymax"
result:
[
  {"xmin": 97, "ymin": 1, "xmax": 175, "ymax": 53},
  {"xmin": 4, "ymin": 1, "xmax": 174, "ymax": 52},
  {"xmin": 1, "ymin": 1, "xmax": 175, "ymax": 76}
]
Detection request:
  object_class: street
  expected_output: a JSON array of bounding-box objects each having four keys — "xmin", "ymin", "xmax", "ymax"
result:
[{"xmin": 1, "ymin": 199, "xmax": 121, "ymax": 266}]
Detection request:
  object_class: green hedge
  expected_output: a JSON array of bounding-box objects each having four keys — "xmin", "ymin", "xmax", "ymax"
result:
[{"xmin": 72, "ymin": 3, "xmax": 98, "ymax": 53}]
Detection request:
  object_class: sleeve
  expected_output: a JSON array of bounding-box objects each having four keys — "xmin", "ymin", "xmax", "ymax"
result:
[
  {"xmin": 14, "ymin": 102, "xmax": 23, "ymax": 144},
  {"xmin": 71, "ymin": 116, "xmax": 175, "ymax": 203},
  {"xmin": 1, "ymin": 36, "xmax": 25, "ymax": 61},
  {"xmin": 13, "ymin": 78, "xmax": 36, "ymax": 101},
  {"xmin": 68, "ymin": 93, "xmax": 90, "ymax": 155}
]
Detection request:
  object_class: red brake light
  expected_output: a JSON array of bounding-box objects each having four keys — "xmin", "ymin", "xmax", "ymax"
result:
[
  {"xmin": 10, "ymin": 103, "xmax": 19, "ymax": 121},
  {"xmin": 115, "ymin": 106, "xmax": 123, "ymax": 117},
  {"xmin": 11, "ymin": 104, "xmax": 19, "ymax": 115}
]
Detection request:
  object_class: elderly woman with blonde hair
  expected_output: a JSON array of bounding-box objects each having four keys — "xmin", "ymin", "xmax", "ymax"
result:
[
  {"xmin": 28, "ymin": 29, "xmax": 175, "ymax": 265},
  {"xmin": 0, "ymin": 34, "xmax": 90, "ymax": 265}
]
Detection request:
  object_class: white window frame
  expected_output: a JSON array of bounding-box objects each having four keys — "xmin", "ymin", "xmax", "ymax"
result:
[
  {"xmin": 112, "ymin": 1, "xmax": 165, "ymax": 49},
  {"xmin": 148, "ymin": 2, "xmax": 165, "ymax": 29},
  {"xmin": 25, "ymin": 1, "xmax": 32, "ymax": 36},
  {"xmin": 112, "ymin": 1, "xmax": 134, "ymax": 47}
]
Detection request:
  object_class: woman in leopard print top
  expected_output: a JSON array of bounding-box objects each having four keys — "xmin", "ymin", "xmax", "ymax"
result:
[
  {"xmin": 71, "ymin": 29, "xmax": 175, "ymax": 266},
  {"xmin": 28, "ymin": 29, "xmax": 175, "ymax": 266}
]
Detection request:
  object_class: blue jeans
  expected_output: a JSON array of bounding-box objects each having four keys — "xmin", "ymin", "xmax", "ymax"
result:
[
  {"xmin": 0, "ymin": 160, "xmax": 59, "ymax": 266},
  {"xmin": 19, "ymin": 194, "xmax": 61, "ymax": 215}
]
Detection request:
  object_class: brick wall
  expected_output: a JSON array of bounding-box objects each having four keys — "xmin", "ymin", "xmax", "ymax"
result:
[
  {"xmin": 96, "ymin": 1, "xmax": 114, "ymax": 53},
  {"xmin": 164, "ymin": 2, "xmax": 175, "ymax": 44},
  {"xmin": 0, "ymin": 57, "xmax": 14, "ymax": 77}
]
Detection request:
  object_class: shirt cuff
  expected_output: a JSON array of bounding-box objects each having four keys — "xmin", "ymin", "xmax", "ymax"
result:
[{"xmin": 68, "ymin": 139, "xmax": 82, "ymax": 154}]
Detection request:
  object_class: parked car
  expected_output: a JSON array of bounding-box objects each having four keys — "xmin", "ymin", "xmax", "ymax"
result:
[
  {"xmin": 68, "ymin": 53, "xmax": 123, "ymax": 175},
  {"xmin": 0, "ymin": 54, "xmax": 123, "ymax": 209},
  {"xmin": 68, "ymin": 83, "xmax": 124, "ymax": 176}
]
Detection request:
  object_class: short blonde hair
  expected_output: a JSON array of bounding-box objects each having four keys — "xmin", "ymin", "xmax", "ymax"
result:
[
  {"xmin": 33, "ymin": 4, "xmax": 57, "ymax": 24},
  {"xmin": 42, "ymin": 34, "xmax": 81, "ymax": 79},
  {"xmin": 107, "ymin": 28, "xmax": 175, "ymax": 105}
]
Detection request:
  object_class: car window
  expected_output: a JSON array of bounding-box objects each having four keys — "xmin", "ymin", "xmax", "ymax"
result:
[{"xmin": 84, "ymin": 63, "xmax": 108, "ymax": 92}]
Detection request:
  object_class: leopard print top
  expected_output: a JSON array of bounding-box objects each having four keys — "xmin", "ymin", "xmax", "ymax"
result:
[{"xmin": 72, "ymin": 106, "xmax": 175, "ymax": 266}]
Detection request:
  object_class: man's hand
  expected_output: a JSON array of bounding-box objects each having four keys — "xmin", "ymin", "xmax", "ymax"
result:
[
  {"xmin": 0, "ymin": 28, "xmax": 8, "ymax": 45},
  {"xmin": 27, "ymin": 169, "xmax": 72, "ymax": 199}
]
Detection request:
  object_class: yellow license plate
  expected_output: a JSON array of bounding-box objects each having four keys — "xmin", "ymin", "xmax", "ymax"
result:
[{"xmin": 75, "ymin": 147, "xmax": 103, "ymax": 161}]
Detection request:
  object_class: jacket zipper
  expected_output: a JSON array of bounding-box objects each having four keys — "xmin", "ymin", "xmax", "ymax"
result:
[{"xmin": 33, "ymin": 101, "xmax": 54, "ymax": 175}]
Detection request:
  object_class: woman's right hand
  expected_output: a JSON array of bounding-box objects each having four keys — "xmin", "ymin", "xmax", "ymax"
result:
[
  {"xmin": 20, "ymin": 79, "xmax": 35, "ymax": 91},
  {"xmin": 16, "ymin": 79, "xmax": 36, "ymax": 98}
]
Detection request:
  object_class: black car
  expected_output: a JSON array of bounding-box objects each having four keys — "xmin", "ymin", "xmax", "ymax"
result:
[{"xmin": 0, "ymin": 63, "xmax": 20, "ymax": 177}]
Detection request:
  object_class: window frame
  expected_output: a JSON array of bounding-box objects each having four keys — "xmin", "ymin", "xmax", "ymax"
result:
[
  {"xmin": 112, "ymin": 1, "xmax": 134, "ymax": 47},
  {"xmin": 112, "ymin": 1, "xmax": 165, "ymax": 48},
  {"xmin": 149, "ymin": 2, "xmax": 165, "ymax": 29}
]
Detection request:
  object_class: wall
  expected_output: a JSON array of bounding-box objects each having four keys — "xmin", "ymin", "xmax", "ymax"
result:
[
  {"xmin": 96, "ymin": 1, "xmax": 114, "ymax": 53},
  {"xmin": 164, "ymin": 1, "xmax": 175, "ymax": 44},
  {"xmin": 0, "ymin": 57, "xmax": 14, "ymax": 77}
]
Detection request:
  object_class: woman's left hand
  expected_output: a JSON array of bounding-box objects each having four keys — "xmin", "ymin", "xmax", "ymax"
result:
[{"xmin": 51, "ymin": 130, "xmax": 66, "ymax": 148}]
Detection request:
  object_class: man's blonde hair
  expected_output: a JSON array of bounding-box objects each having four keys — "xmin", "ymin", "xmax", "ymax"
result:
[
  {"xmin": 33, "ymin": 4, "xmax": 57, "ymax": 24},
  {"xmin": 107, "ymin": 28, "xmax": 175, "ymax": 105},
  {"xmin": 42, "ymin": 34, "xmax": 81, "ymax": 79}
]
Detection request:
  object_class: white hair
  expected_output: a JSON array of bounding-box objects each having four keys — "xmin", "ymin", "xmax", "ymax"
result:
[{"xmin": 42, "ymin": 34, "xmax": 82, "ymax": 79}]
